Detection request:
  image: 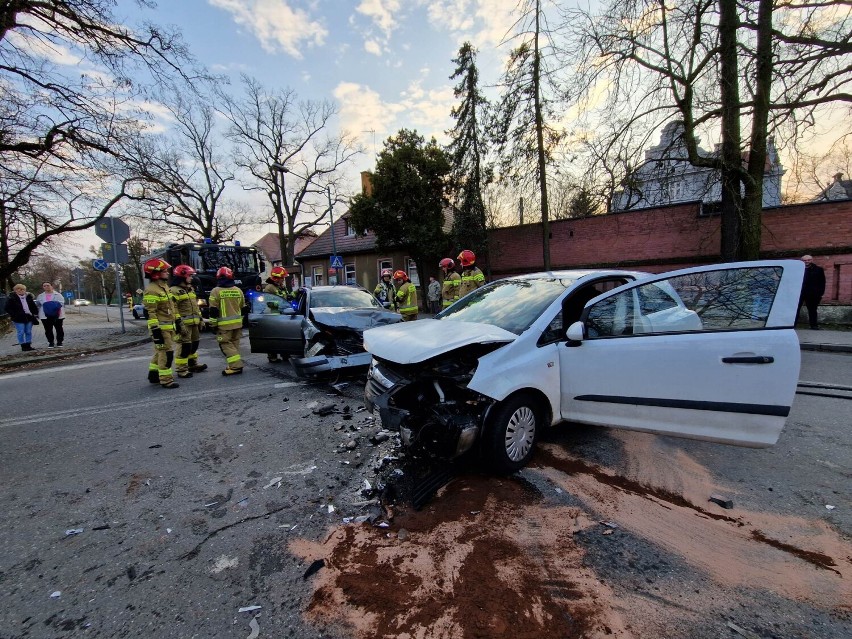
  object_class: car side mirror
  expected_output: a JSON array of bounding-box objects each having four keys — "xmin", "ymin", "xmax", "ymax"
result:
[{"xmin": 566, "ymin": 321, "xmax": 585, "ymax": 342}]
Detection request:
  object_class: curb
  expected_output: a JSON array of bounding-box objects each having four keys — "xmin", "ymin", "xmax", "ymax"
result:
[
  {"xmin": 0, "ymin": 335, "xmax": 152, "ymax": 371},
  {"xmin": 799, "ymin": 343, "xmax": 852, "ymax": 354}
]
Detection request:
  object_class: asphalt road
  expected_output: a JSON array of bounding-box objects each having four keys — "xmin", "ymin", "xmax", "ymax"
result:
[{"xmin": 0, "ymin": 339, "xmax": 849, "ymax": 638}]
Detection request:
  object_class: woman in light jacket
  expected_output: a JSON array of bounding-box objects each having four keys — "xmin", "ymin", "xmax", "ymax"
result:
[
  {"xmin": 6, "ymin": 283, "xmax": 40, "ymax": 351},
  {"xmin": 36, "ymin": 281, "xmax": 65, "ymax": 347}
]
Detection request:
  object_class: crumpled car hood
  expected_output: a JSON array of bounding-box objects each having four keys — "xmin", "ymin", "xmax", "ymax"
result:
[
  {"xmin": 309, "ymin": 307, "xmax": 401, "ymax": 330},
  {"xmin": 364, "ymin": 319, "xmax": 516, "ymax": 364}
]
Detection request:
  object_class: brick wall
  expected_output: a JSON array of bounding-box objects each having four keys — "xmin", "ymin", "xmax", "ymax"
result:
[{"xmin": 488, "ymin": 200, "xmax": 852, "ymax": 304}]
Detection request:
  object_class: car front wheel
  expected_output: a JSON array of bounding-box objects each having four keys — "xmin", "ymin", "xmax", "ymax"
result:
[{"xmin": 482, "ymin": 393, "xmax": 540, "ymax": 474}]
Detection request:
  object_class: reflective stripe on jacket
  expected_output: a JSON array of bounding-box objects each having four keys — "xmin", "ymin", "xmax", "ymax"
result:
[
  {"xmin": 209, "ymin": 286, "xmax": 245, "ymax": 329},
  {"xmin": 458, "ymin": 267, "xmax": 485, "ymax": 299},
  {"xmin": 169, "ymin": 285, "xmax": 201, "ymax": 326},
  {"xmin": 395, "ymin": 282, "xmax": 418, "ymax": 315},
  {"xmin": 143, "ymin": 280, "xmax": 176, "ymax": 332},
  {"xmin": 441, "ymin": 272, "xmax": 461, "ymax": 307}
]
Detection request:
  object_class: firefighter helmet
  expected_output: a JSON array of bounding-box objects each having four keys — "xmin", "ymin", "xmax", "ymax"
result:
[
  {"xmin": 393, "ymin": 270, "xmax": 407, "ymax": 281},
  {"xmin": 216, "ymin": 266, "xmax": 234, "ymax": 279},
  {"xmin": 380, "ymin": 268, "xmax": 392, "ymax": 278},
  {"xmin": 439, "ymin": 258, "xmax": 455, "ymax": 269},
  {"xmin": 173, "ymin": 264, "xmax": 196, "ymax": 279},
  {"xmin": 270, "ymin": 266, "xmax": 288, "ymax": 279},
  {"xmin": 457, "ymin": 250, "xmax": 476, "ymax": 267},
  {"xmin": 143, "ymin": 258, "xmax": 171, "ymax": 278}
]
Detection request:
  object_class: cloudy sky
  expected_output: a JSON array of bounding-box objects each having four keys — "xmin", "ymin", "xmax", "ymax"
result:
[{"xmin": 150, "ymin": 0, "xmax": 520, "ymax": 161}]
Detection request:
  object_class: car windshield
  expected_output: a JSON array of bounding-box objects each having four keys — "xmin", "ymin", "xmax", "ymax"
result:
[
  {"xmin": 439, "ymin": 276, "xmax": 579, "ymax": 335},
  {"xmin": 311, "ymin": 288, "xmax": 379, "ymax": 309}
]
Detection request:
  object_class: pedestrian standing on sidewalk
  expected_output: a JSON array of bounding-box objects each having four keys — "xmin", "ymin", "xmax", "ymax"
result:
[
  {"xmin": 6, "ymin": 283, "xmax": 39, "ymax": 352},
  {"xmin": 169, "ymin": 265, "xmax": 207, "ymax": 378},
  {"xmin": 36, "ymin": 282, "xmax": 65, "ymax": 348},
  {"xmin": 209, "ymin": 266, "xmax": 245, "ymax": 376},
  {"xmin": 427, "ymin": 276, "xmax": 441, "ymax": 314},
  {"xmin": 798, "ymin": 255, "xmax": 826, "ymax": 330},
  {"xmin": 143, "ymin": 258, "xmax": 180, "ymax": 389}
]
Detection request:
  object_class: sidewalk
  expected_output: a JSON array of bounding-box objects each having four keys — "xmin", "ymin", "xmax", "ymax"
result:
[
  {"xmin": 0, "ymin": 310, "xmax": 849, "ymax": 371},
  {"xmin": 0, "ymin": 306, "xmax": 150, "ymax": 369}
]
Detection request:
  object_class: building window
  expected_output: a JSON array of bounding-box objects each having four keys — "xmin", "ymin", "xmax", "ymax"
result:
[
  {"xmin": 378, "ymin": 259, "xmax": 392, "ymax": 279},
  {"xmin": 407, "ymin": 258, "xmax": 419, "ymax": 286},
  {"xmin": 344, "ymin": 263, "xmax": 356, "ymax": 284},
  {"xmin": 343, "ymin": 218, "xmax": 356, "ymax": 237},
  {"xmin": 312, "ymin": 265, "xmax": 324, "ymax": 286}
]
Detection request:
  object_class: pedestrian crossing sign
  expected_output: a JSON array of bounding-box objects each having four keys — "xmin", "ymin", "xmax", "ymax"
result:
[{"xmin": 330, "ymin": 255, "xmax": 343, "ymax": 268}]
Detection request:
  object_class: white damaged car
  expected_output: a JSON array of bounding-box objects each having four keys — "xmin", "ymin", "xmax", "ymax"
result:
[{"xmin": 363, "ymin": 261, "xmax": 804, "ymax": 473}]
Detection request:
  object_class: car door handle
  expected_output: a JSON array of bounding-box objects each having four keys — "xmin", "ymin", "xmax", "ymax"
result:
[{"xmin": 722, "ymin": 356, "xmax": 774, "ymax": 364}]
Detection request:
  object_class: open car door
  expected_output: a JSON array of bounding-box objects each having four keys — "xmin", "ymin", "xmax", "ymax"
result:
[
  {"xmin": 559, "ymin": 260, "xmax": 804, "ymax": 447},
  {"xmin": 247, "ymin": 292, "xmax": 303, "ymax": 355}
]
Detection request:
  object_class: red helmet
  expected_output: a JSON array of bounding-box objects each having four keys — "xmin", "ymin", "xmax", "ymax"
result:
[
  {"xmin": 393, "ymin": 270, "xmax": 407, "ymax": 281},
  {"xmin": 457, "ymin": 250, "xmax": 475, "ymax": 267},
  {"xmin": 270, "ymin": 266, "xmax": 288, "ymax": 279},
  {"xmin": 143, "ymin": 258, "xmax": 171, "ymax": 278},
  {"xmin": 439, "ymin": 258, "xmax": 454, "ymax": 269},
  {"xmin": 216, "ymin": 266, "xmax": 234, "ymax": 279},
  {"xmin": 173, "ymin": 264, "xmax": 196, "ymax": 279},
  {"xmin": 380, "ymin": 268, "xmax": 392, "ymax": 278}
]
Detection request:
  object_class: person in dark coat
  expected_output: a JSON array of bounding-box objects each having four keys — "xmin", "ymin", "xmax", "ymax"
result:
[
  {"xmin": 6, "ymin": 283, "xmax": 40, "ymax": 351},
  {"xmin": 798, "ymin": 255, "xmax": 826, "ymax": 330}
]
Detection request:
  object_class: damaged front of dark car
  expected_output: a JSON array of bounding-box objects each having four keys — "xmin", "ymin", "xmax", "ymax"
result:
[{"xmin": 248, "ymin": 286, "xmax": 401, "ymax": 377}]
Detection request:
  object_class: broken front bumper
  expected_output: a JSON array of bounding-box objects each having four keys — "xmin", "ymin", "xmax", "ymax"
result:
[{"xmin": 292, "ymin": 351, "xmax": 373, "ymax": 378}]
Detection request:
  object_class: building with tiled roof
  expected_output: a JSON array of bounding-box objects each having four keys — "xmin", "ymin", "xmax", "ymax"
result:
[
  {"xmin": 813, "ymin": 173, "xmax": 852, "ymax": 202},
  {"xmin": 252, "ymin": 231, "xmax": 317, "ymax": 285}
]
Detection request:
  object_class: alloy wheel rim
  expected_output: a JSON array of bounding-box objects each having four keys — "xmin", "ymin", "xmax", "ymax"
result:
[{"xmin": 505, "ymin": 406, "xmax": 536, "ymax": 461}]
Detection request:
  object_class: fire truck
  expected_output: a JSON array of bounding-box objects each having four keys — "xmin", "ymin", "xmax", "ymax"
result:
[{"xmin": 142, "ymin": 240, "xmax": 265, "ymax": 324}]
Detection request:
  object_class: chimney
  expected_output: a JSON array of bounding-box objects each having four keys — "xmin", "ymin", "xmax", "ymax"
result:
[{"xmin": 360, "ymin": 171, "xmax": 374, "ymax": 197}]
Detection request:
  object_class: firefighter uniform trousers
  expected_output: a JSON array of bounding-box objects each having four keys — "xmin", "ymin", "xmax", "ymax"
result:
[
  {"xmin": 144, "ymin": 279, "xmax": 177, "ymax": 386},
  {"xmin": 170, "ymin": 285, "xmax": 204, "ymax": 374},
  {"xmin": 209, "ymin": 285, "xmax": 245, "ymax": 372}
]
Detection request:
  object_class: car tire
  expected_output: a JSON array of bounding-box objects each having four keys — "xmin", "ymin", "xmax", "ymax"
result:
[{"xmin": 482, "ymin": 393, "xmax": 540, "ymax": 474}]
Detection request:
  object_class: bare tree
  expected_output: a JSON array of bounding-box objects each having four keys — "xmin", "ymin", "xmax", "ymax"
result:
[
  {"xmin": 566, "ymin": 0, "xmax": 852, "ymax": 260},
  {"xmin": 0, "ymin": 0, "xmax": 199, "ymax": 281},
  {"xmin": 122, "ymin": 89, "xmax": 246, "ymax": 242},
  {"xmin": 218, "ymin": 76, "xmax": 361, "ymax": 267},
  {"xmin": 491, "ymin": 0, "xmax": 567, "ymax": 269}
]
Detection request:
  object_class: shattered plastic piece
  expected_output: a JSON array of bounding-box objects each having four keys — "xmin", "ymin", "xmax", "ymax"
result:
[
  {"xmin": 342, "ymin": 517, "xmax": 352, "ymax": 524},
  {"xmin": 377, "ymin": 522, "xmax": 390, "ymax": 528},
  {"xmin": 356, "ymin": 406, "xmax": 366, "ymax": 412},
  {"xmin": 825, "ymin": 505, "xmax": 836, "ymax": 510},
  {"xmin": 246, "ymin": 615, "xmax": 260, "ymax": 639},
  {"xmin": 50, "ymin": 591, "xmax": 61, "ymax": 598},
  {"xmin": 263, "ymin": 477, "xmax": 283, "ymax": 490},
  {"xmin": 92, "ymin": 524, "xmax": 111, "ymax": 531},
  {"xmin": 709, "ymin": 494, "xmax": 734, "ymax": 509},
  {"xmin": 602, "ymin": 529, "xmax": 614, "ymax": 536},
  {"xmin": 354, "ymin": 515, "xmax": 370, "ymax": 523},
  {"xmin": 204, "ymin": 502, "xmax": 219, "ymax": 508},
  {"xmin": 238, "ymin": 605, "xmax": 262, "ymax": 613},
  {"xmin": 364, "ymin": 480, "xmax": 373, "ymax": 491},
  {"xmin": 166, "ymin": 528, "xmax": 172, "ymax": 534},
  {"xmin": 303, "ymin": 559, "xmax": 325, "ymax": 580},
  {"xmin": 281, "ymin": 407, "xmax": 289, "ymax": 411},
  {"xmin": 313, "ymin": 404, "xmax": 337, "ymax": 416},
  {"xmin": 148, "ymin": 444, "xmax": 163, "ymax": 449},
  {"xmin": 65, "ymin": 528, "xmax": 84, "ymax": 536},
  {"xmin": 327, "ymin": 504, "xmax": 335, "ymax": 514},
  {"xmin": 600, "ymin": 521, "xmax": 619, "ymax": 529}
]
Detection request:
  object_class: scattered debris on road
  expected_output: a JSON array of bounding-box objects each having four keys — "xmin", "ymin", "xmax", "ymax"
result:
[
  {"xmin": 303, "ymin": 559, "xmax": 325, "ymax": 580},
  {"xmin": 709, "ymin": 494, "xmax": 734, "ymax": 509},
  {"xmin": 64, "ymin": 528, "xmax": 83, "ymax": 536},
  {"xmin": 238, "ymin": 605, "xmax": 262, "ymax": 613}
]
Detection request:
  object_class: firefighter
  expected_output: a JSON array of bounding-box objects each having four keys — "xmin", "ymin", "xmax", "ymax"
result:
[
  {"xmin": 457, "ymin": 249, "xmax": 486, "ymax": 298},
  {"xmin": 374, "ymin": 268, "xmax": 396, "ymax": 309},
  {"xmin": 209, "ymin": 266, "xmax": 246, "ymax": 376},
  {"xmin": 262, "ymin": 266, "xmax": 291, "ymax": 362},
  {"xmin": 170, "ymin": 264, "xmax": 207, "ymax": 378},
  {"xmin": 142, "ymin": 258, "xmax": 180, "ymax": 389},
  {"xmin": 393, "ymin": 270, "xmax": 418, "ymax": 321},
  {"xmin": 439, "ymin": 258, "xmax": 461, "ymax": 308},
  {"xmin": 264, "ymin": 266, "xmax": 293, "ymax": 299}
]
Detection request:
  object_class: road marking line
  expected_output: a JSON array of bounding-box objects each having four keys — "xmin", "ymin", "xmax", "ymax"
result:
[
  {"xmin": 0, "ymin": 356, "xmax": 152, "ymax": 380},
  {"xmin": 0, "ymin": 382, "xmax": 273, "ymax": 428}
]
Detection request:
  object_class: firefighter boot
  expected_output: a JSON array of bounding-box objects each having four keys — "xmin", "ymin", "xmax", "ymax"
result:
[
  {"xmin": 189, "ymin": 363, "xmax": 208, "ymax": 373},
  {"xmin": 177, "ymin": 371, "xmax": 193, "ymax": 379},
  {"xmin": 222, "ymin": 368, "xmax": 243, "ymax": 376},
  {"xmin": 147, "ymin": 369, "xmax": 159, "ymax": 384}
]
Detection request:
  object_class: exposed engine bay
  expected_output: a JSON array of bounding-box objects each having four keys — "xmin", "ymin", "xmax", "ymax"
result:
[{"xmin": 365, "ymin": 343, "xmax": 506, "ymax": 459}]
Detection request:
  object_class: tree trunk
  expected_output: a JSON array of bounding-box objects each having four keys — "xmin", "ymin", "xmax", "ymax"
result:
[{"xmin": 718, "ymin": 0, "xmax": 745, "ymax": 262}]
